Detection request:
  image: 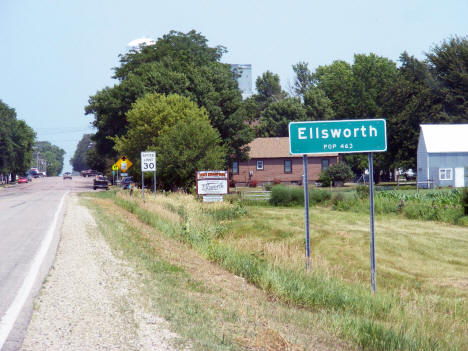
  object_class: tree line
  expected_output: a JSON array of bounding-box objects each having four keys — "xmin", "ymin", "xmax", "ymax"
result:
[
  {"xmin": 0, "ymin": 99, "xmax": 66, "ymax": 180},
  {"xmin": 80, "ymin": 31, "xmax": 468, "ymax": 188},
  {"xmin": 0, "ymin": 100, "xmax": 35, "ymax": 181}
]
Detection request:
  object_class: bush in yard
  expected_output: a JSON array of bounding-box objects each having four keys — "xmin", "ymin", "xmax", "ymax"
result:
[
  {"xmin": 463, "ymin": 188, "xmax": 468, "ymax": 215},
  {"xmin": 355, "ymin": 185, "xmax": 369, "ymax": 199},
  {"xmin": 270, "ymin": 185, "xmax": 303, "ymax": 206},
  {"xmin": 249, "ymin": 179, "xmax": 258, "ymax": 187},
  {"xmin": 319, "ymin": 162, "xmax": 354, "ymax": 187},
  {"xmin": 309, "ymin": 189, "xmax": 332, "ymax": 204},
  {"xmin": 269, "ymin": 186, "xmax": 331, "ymax": 206}
]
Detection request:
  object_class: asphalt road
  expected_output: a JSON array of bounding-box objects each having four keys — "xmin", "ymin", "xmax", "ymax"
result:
[{"xmin": 0, "ymin": 176, "xmax": 95, "ymax": 351}]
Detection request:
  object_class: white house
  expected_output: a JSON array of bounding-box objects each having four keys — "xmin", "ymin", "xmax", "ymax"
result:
[{"xmin": 417, "ymin": 124, "xmax": 468, "ymax": 188}]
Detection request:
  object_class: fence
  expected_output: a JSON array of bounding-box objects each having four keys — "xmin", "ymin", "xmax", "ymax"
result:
[{"xmin": 240, "ymin": 190, "xmax": 271, "ymax": 201}]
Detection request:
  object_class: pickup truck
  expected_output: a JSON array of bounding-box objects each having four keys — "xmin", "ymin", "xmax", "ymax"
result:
[{"xmin": 93, "ymin": 175, "xmax": 110, "ymax": 190}]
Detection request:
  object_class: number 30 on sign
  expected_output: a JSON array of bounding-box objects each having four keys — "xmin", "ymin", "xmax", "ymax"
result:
[{"xmin": 141, "ymin": 151, "xmax": 156, "ymax": 172}]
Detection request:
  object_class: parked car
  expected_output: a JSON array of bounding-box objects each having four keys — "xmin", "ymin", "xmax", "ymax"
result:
[
  {"xmin": 81, "ymin": 169, "xmax": 98, "ymax": 177},
  {"xmin": 93, "ymin": 175, "xmax": 109, "ymax": 190},
  {"xmin": 17, "ymin": 177, "xmax": 28, "ymax": 184},
  {"xmin": 63, "ymin": 172, "xmax": 72, "ymax": 179},
  {"xmin": 30, "ymin": 169, "xmax": 40, "ymax": 178}
]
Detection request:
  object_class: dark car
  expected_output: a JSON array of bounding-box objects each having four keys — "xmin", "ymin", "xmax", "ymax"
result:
[
  {"xmin": 63, "ymin": 172, "xmax": 72, "ymax": 179},
  {"xmin": 30, "ymin": 170, "xmax": 40, "ymax": 178},
  {"xmin": 93, "ymin": 175, "xmax": 109, "ymax": 190}
]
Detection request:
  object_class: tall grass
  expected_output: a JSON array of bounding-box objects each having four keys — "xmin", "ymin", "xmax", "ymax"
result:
[
  {"xmin": 108, "ymin": 191, "xmax": 464, "ymax": 351},
  {"xmin": 269, "ymin": 185, "xmax": 331, "ymax": 206},
  {"xmin": 267, "ymin": 185, "xmax": 468, "ymax": 226}
]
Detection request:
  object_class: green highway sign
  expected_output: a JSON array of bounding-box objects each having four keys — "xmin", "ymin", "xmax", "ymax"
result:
[{"xmin": 289, "ymin": 119, "xmax": 387, "ymax": 155}]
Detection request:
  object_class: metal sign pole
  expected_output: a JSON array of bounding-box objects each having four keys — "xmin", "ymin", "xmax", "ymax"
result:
[
  {"xmin": 154, "ymin": 155, "xmax": 157, "ymax": 197},
  {"xmin": 368, "ymin": 152, "xmax": 376, "ymax": 293},
  {"xmin": 303, "ymin": 155, "xmax": 311, "ymax": 271},
  {"xmin": 142, "ymin": 172, "xmax": 144, "ymax": 199}
]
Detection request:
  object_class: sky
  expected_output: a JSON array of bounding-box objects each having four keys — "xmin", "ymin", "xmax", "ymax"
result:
[{"xmin": 0, "ymin": 0, "xmax": 467, "ymax": 173}]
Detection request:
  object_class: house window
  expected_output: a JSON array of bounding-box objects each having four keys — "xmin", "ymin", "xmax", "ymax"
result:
[
  {"xmin": 256, "ymin": 160, "xmax": 264, "ymax": 170},
  {"xmin": 439, "ymin": 168, "xmax": 452, "ymax": 180},
  {"xmin": 284, "ymin": 159, "xmax": 292, "ymax": 173},
  {"xmin": 232, "ymin": 161, "xmax": 239, "ymax": 174},
  {"xmin": 321, "ymin": 159, "xmax": 329, "ymax": 170}
]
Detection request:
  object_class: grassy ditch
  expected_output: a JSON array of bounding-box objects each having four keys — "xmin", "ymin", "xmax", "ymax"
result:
[
  {"xmin": 96, "ymin": 190, "xmax": 467, "ymax": 351},
  {"xmin": 81, "ymin": 192, "xmax": 358, "ymax": 351}
]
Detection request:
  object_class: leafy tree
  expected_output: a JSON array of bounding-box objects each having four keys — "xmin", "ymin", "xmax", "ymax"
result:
[
  {"xmin": 257, "ymin": 97, "xmax": 307, "ymax": 137},
  {"xmin": 0, "ymin": 100, "xmax": 16, "ymax": 174},
  {"xmin": 350, "ymin": 53, "xmax": 398, "ymax": 118},
  {"xmin": 241, "ymin": 70, "xmax": 288, "ymax": 126},
  {"xmin": 113, "ymin": 30, "xmax": 225, "ymax": 81},
  {"xmin": 34, "ymin": 141, "xmax": 65, "ymax": 176},
  {"xmin": 381, "ymin": 52, "xmax": 442, "ymax": 171},
  {"xmin": 11, "ymin": 120, "xmax": 36, "ymax": 175},
  {"xmin": 255, "ymin": 71, "xmax": 287, "ymax": 102},
  {"xmin": 157, "ymin": 118, "xmax": 225, "ymax": 191},
  {"xmin": 315, "ymin": 60, "xmax": 354, "ymax": 118},
  {"xmin": 426, "ymin": 36, "xmax": 468, "ymax": 122},
  {"xmin": 70, "ymin": 134, "xmax": 93, "ymax": 171},
  {"xmin": 113, "ymin": 93, "xmax": 226, "ymax": 190},
  {"xmin": 86, "ymin": 30, "xmax": 252, "ymax": 169},
  {"xmin": 303, "ymin": 87, "xmax": 335, "ymax": 120},
  {"xmin": 0, "ymin": 100, "xmax": 36, "ymax": 179},
  {"xmin": 292, "ymin": 61, "xmax": 315, "ymax": 98},
  {"xmin": 318, "ymin": 162, "xmax": 354, "ymax": 186}
]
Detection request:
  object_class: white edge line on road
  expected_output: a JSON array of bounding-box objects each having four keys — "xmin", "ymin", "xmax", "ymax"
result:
[{"xmin": 0, "ymin": 191, "xmax": 68, "ymax": 349}]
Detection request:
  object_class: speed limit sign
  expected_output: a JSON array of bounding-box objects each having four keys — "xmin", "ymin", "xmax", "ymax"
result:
[{"xmin": 141, "ymin": 151, "xmax": 156, "ymax": 172}]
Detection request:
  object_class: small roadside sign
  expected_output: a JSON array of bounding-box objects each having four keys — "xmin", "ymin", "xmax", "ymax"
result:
[
  {"xmin": 141, "ymin": 151, "xmax": 156, "ymax": 172},
  {"xmin": 140, "ymin": 151, "xmax": 157, "ymax": 199},
  {"xmin": 196, "ymin": 171, "xmax": 228, "ymax": 196},
  {"xmin": 115, "ymin": 156, "xmax": 133, "ymax": 172},
  {"xmin": 112, "ymin": 164, "xmax": 119, "ymax": 171}
]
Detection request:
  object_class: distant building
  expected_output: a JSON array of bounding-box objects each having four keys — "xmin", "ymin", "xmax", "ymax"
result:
[
  {"xmin": 231, "ymin": 137, "xmax": 338, "ymax": 186},
  {"xmin": 230, "ymin": 64, "xmax": 252, "ymax": 98},
  {"xmin": 417, "ymin": 124, "xmax": 468, "ymax": 188}
]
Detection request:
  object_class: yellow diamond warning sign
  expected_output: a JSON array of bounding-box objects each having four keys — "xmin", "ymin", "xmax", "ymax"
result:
[{"xmin": 115, "ymin": 156, "xmax": 133, "ymax": 172}]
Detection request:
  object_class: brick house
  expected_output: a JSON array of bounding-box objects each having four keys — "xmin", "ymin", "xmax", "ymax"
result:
[{"xmin": 231, "ymin": 137, "xmax": 339, "ymax": 186}]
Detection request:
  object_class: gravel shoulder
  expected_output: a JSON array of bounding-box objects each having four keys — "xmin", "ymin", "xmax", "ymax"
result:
[{"xmin": 20, "ymin": 193, "xmax": 182, "ymax": 351}]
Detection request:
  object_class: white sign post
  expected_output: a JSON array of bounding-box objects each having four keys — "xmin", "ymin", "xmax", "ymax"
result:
[{"xmin": 141, "ymin": 151, "xmax": 156, "ymax": 199}]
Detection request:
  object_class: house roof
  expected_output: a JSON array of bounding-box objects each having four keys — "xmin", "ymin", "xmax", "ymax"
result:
[
  {"xmin": 420, "ymin": 124, "xmax": 468, "ymax": 153},
  {"xmin": 248, "ymin": 137, "xmax": 338, "ymax": 158}
]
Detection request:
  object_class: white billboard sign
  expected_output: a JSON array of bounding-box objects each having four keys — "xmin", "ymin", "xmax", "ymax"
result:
[
  {"xmin": 196, "ymin": 170, "xmax": 228, "ymax": 195},
  {"xmin": 141, "ymin": 151, "xmax": 156, "ymax": 172}
]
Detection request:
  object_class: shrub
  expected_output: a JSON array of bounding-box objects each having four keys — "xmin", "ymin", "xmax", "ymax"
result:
[
  {"xmin": 270, "ymin": 185, "xmax": 301, "ymax": 206},
  {"xmin": 457, "ymin": 216, "xmax": 468, "ymax": 226},
  {"xmin": 309, "ymin": 189, "xmax": 332, "ymax": 205},
  {"xmin": 269, "ymin": 186, "xmax": 331, "ymax": 206},
  {"xmin": 462, "ymin": 188, "xmax": 468, "ymax": 215},
  {"xmin": 249, "ymin": 179, "xmax": 258, "ymax": 187},
  {"xmin": 263, "ymin": 183, "xmax": 273, "ymax": 191},
  {"xmin": 355, "ymin": 185, "xmax": 369, "ymax": 199},
  {"xmin": 319, "ymin": 162, "xmax": 354, "ymax": 187},
  {"xmin": 273, "ymin": 178, "xmax": 281, "ymax": 185},
  {"xmin": 331, "ymin": 192, "xmax": 345, "ymax": 205}
]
